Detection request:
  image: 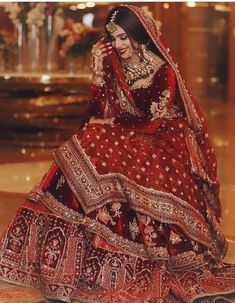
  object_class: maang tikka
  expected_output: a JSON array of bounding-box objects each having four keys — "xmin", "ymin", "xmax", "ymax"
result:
[{"xmin": 106, "ymin": 10, "xmax": 118, "ymax": 33}]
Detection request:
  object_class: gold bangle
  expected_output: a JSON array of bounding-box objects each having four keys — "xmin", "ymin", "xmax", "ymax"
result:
[
  {"xmin": 94, "ymin": 69, "xmax": 104, "ymax": 76},
  {"xmin": 92, "ymin": 75, "xmax": 105, "ymax": 86}
]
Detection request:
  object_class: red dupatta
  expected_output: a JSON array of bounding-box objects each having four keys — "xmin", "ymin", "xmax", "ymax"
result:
[{"xmin": 84, "ymin": 4, "xmax": 221, "ymax": 220}]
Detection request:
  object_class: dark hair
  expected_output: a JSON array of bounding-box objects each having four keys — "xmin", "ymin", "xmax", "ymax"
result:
[{"xmin": 104, "ymin": 6, "xmax": 162, "ymax": 57}]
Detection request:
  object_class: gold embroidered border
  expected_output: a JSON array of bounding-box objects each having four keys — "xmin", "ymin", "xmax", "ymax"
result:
[
  {"xmin": 29, "ymin": 189, "xmax": 168, "ymax": 260},
  {"xmin": 52, "ymin": 135, "xmax": 221, "ymax": 254},
  {"xmin": 115, "ymin": 83, "xmax": 144, "ymax": 117},
  {"xmin": 28, "ymin": 189, "xmax": 211, "ymax": 270},
  {"xmin": 185, "ymin": 127, "xmax": 213, "ymax": 184}
]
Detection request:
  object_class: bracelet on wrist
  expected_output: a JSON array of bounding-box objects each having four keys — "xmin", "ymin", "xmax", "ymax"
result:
[
  {"xmin": 92, "ymin": 75, "xmax": 105, "ymax": 86},
  {"xmin": 93, "ymin": 69, "xmax": 104, "ymax": 76}
]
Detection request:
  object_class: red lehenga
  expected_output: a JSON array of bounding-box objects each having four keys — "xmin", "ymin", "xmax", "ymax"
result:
[{"xmin": 0, "ymin": 5, "xmax": 235, "ymax": 303}]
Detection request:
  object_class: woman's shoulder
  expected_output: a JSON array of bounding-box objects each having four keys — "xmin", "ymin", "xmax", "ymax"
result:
[
  {"xmin": 151, "ymin": 52, "xmax": 174, "ymax": 76},
  {"xmin": 140, "ymin": 58, "xmax": 175, "ymax": 92}
]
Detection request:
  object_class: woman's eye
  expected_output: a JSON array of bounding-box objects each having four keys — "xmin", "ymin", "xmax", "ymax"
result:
[{"xmin": 120, "ymin": 36, "xmax": 127, "ymax": 40}]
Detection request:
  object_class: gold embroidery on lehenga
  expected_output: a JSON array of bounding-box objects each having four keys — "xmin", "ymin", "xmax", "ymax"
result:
[
  {"xmin": 144, "ymin": 225, "xmax": 157, "ymax": 247},
  {"xmin": 110, "ymin": 202, "xmax": 122, "ymax": 218},
  {"xmin": 26, "ymin": 158, "xmax": 226, "ymax": 270},
  {"xmin": 150, "ymin": 89, "xmax": 170, "ymax": 120},
  {"xmin": 56, "ymin": 175, "xmax": 65, "ymax": 190},
  {"xmin": 185, "ymin": 127, "xmax": 213, "ymax": 184},
  {"xmin": 169, "ymin": 231, "xmax": 182, "ymax": 245},
  {"xmin": 115, "ymin": 83, "xmax": 144, "ymax": 117},
  {"xmin": 191, "ymin": 240, "xmax": 199, "ymax": 252},
  {"xmin": 28, "ymin": 189, "xmax": 152, "ymax": 258},
  {"xmin": 27, "ymin": 189, "xmax": 209, "ymax": 270},
  {"xmin": 49, "ymin": 135, "xmax": 227, "ymax": 261},
  {"xmin": 164, "ymin": 104, "xmax": 184, "ymax": 120},
  {"xmin": 168, "ymin": 250, "xmax": 205, "ymax": 272},
  {"xmin": 129, "ymin": 218, "xmax": 140, "ymax": 240},
  {"xmin": 96, "ymin": 206, "xmax": 115, "ymax": 226}
]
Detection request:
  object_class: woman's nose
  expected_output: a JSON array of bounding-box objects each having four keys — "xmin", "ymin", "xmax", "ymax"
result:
[{"xmin": 114, "ymin": 39, "xmax": 122, "ymax": 49}]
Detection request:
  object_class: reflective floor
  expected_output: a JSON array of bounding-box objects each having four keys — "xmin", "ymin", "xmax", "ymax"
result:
[{"xmin": 0, "ymin": 97, "xmax": 235, "ymax": 302}]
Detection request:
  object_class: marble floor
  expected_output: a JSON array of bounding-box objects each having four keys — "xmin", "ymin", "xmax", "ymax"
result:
[{"xmin": 0, "ymin": 97, "xmax": 235, "ymax": 302}]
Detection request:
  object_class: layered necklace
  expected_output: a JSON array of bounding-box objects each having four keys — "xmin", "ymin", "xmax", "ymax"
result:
[{"xmin": 123, "ymin": 47, "xmax": 160, "ymax": 87}]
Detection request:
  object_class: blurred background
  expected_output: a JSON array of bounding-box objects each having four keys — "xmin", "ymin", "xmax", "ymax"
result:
[{"xmin": 0, "ymin": 1, "xmax": 234, "ymax": 253}]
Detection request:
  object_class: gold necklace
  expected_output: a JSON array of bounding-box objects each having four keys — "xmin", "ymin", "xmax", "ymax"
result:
[{"xmin": 123, "ymin": 48, "xmax": 157, "ymax": 86}]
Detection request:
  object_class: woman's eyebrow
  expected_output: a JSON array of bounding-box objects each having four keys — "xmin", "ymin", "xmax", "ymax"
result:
[{"xmin": 111, "ymin": 33, "xmax": 127, "ymax": 38}]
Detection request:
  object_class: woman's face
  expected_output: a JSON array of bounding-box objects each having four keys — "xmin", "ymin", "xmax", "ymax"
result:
[{"xmin": 109, "ymin": 24, "xmax": 139, "ymax": 60}]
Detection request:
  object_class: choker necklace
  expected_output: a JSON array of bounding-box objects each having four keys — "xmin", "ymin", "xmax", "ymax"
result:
[{"xmin": 123, "ymin": 46, "xmax": 158, "ymax": 86}]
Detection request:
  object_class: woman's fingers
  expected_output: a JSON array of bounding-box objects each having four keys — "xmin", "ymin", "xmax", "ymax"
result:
[
  {"xmin": 97, "ymin": 37, "xmax": 105, "ymax": 44},
  {"xmin": 103, "ymin": 49, "xmax": 113, "ymax": 57},
  {"xmin": 98, "ymin": 43, "xmax": 112, "ymax": 53},
  {"xmin": 93, "ymin": 39, "xmax": 112, "ymax": 51},
  {"xmin": 95, "ymin": 39, "xmax": 105, "ymax": 49},
  {"xmin": 98, "ymin": 45, "xmax": 111, "ymax": 54},
  {"xmin": 91, "ymin": 39, "xmax": 113, "ymax": 71},
  {"xmin": 99, "ymin": 44, "xmax": 113, "ymax": 58},
  {"xmin": 92, "ymin": 45, "xmax": 112, "ymax": 60},
  {"xmin": 102, "ymin": 45, "xmax": 113, "ymax": 55},
  {"xmin": 97, "ymin": 37, "xmax": 111, "ymax": 46}
]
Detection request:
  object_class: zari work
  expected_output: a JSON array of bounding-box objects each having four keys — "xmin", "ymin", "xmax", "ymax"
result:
[{"xmin": 0, "ymin": 4, "xmax": 235, "ymax": 303}]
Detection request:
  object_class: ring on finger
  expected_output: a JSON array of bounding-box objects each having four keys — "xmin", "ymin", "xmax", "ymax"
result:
[{"xmin": 95, "ymin": 49, "xmax": 102, "ymax": 56}]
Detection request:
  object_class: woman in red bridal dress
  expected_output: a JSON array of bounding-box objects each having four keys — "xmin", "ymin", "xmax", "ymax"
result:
[{"xmin": 0, "ymin": 5, "xmax": 235, "ymax": 303}]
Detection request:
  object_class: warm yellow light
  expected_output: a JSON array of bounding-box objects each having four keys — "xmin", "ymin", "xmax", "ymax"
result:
[
  {"xmin": 214, "ymin": 4, "xmax": 231, "ymax": 12},
  {"xmin": 210, "ymin": 77, "xmax": 218, "ymax": 83},
  {"xmin": 70, "ymin": 5, "xmax": 77, "ymax": 11},
  {"xmin": 86, "ymin": 2, "xmax": 96, "ymax": 8},
  {"xmin": 213, "ymin": 136, "xmax": 229, "ymax": 147},
  {"xmin": 77, "ymin": 3, "xmax": 87, "ymax": 9},
  {"xmin": 41, "ymin": 74, "xmax": 50, "ymax": 83},
  {"xmin": 195, "ymin": 77, "xmax": 203, "ymax": 83},
  {"xmin": 163, "ymin": 3, "xmax": 170, "ymax": 9},
  {"xmin": 21, "ymin": 148, "xmax": 27, "ymax": 154},
  {"xmin": 186, "ymin": 1, "xmax": 196, "ymax": 8}
]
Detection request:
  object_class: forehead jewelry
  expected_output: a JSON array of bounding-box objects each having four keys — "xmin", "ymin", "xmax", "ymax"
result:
[{"xmin": 106, "ymin": 10, "xmax": 118, "ymax": 33}]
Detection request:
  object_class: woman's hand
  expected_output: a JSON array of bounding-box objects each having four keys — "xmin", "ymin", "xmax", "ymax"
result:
[
  {"xmin": 89, "ymin": 116, "xmax": 114, "ymax": 125},
  {"xmin": 91, "ymin": 37, "xmax": 113, "ymax": 74},
  {"xmin": 91, "ymin": 38, "xmax": 113, "ymax": 86}
]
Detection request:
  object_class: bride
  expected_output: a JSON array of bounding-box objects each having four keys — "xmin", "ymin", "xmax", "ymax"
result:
[{"xmin": 0, "ymin": 5, "xmax": 235, "ymax": 303}]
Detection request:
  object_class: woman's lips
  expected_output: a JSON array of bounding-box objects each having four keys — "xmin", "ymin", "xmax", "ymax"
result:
[{"xmin": 118, "ymin": 48, "xmax": 127, "ymax": 55}]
